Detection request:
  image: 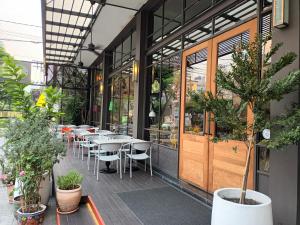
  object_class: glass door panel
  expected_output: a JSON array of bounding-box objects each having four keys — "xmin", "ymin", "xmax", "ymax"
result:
[{"xmin": 184, "ymin": 48, "xmax": 208, "ymax": 135}]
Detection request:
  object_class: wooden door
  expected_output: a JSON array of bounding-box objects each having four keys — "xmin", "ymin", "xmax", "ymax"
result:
[
  {"xmin": 208, "ymin": 19, "xmax": 257, "ymax": 192},
  {"xmin": 179, "ymin": 40, "xmax": 212, "ymax": 191},
  {"xmin": 179, "ymin": 19, "xmax": 257, "ymax": 193}
]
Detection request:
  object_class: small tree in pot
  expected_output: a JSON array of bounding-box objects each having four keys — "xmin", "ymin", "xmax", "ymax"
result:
[
  {"xmin": 56, "ymin": 170, "xmax": 83, "ymax": 214},
  {"xmin": 4, "ymin": 113, "xmax": 66, "ymax": 224},
  {"xmin": 195, "ymin": 36, "xmax": 300, "ymax": 225}
]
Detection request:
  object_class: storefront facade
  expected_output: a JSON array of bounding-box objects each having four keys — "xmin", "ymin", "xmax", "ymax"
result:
[{"xmin": 87, "ymin": 0, "xmax": 299, "ymax": 224}]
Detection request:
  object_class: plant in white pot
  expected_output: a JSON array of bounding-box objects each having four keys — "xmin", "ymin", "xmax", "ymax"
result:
[
  {"xmin": 56, "ymin": 170, "xmax": 83, "ymax": 214},
  {"xmin": 194, "ymin": 36, "xmax": 300, "ymax": 225}
]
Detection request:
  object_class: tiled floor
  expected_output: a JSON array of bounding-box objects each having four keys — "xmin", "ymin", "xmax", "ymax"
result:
[{"xmin": 0, "ymin": 184, "xmax": 17, "ymax": 225}]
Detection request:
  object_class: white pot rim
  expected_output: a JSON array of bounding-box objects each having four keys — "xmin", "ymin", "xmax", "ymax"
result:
[
  {"xmin": 17, "ymin": 204, "xmax": 47, "ymax": 215},
  {"xmin": 214, "ymin": 188, "xmax": 272, "ymax": 208},
  {"xmin": 56, "ymin": 185, "xmax": 82, "ymax": 193}
]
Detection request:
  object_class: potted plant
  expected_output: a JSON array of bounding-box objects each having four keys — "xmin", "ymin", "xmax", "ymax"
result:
[
  {"xmin": 56, "ymin": 170, "xmax": 83, "ymax": 214},
  {"xmin": 195, "ymin": 36, "xmax": 300, "ymax": 225},
  {"xmin": 4, "ymin": 113, "xmax": 66, "ymax": 224}
]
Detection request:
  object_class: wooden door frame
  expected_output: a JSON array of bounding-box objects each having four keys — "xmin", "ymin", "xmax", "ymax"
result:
[
  {"xmin": 179, "ymin": 18, "xmax": 257, "ymax": 192},
  {"xmin": 179, "ymin": 40, "xmax": 212, "ymax": 190},
  {"xmin": 208, "ymin": 19, "xmax": 257, "ymax": 192}
]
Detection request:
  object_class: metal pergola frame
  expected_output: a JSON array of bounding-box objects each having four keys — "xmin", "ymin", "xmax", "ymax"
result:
[{"xmin": 42, "ymin": 0, "xmax": 141, "ymax": 67}]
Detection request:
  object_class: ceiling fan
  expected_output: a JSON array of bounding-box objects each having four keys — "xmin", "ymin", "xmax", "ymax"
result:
[{"xmin": 80, "ymin": 0, "xmax": 104, "ymax": 56}]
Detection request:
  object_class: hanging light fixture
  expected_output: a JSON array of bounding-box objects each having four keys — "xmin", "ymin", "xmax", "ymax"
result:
[
  {"xmin": 149, "ymin": 109, "xmax": 156, "ymax": 118},
  {"xmin": 132, "ymin": 60, "xmax": 139, "ymax": 82}
]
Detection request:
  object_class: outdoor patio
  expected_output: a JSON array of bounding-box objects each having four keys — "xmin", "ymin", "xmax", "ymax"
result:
[{"xmin": 51, "ymin": 145, "xmax": 211, "ymax": 225}]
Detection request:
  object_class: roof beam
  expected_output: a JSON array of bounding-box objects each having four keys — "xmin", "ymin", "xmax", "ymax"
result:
[
  {"xmin": 45, "ymin": 20, "xmax": 88, "ymax": 30},
  {"xmin": 46, "ymin": 53, "xmax": 73, "ymax": 58},
  {"xmin": 46, "ymin": 58, "xmax": 73, "ymax": 63},
  {"xmin": 45, "ymin": 31, "xmax": 83, "ymax": 39},
  {"xmin": 45, "ymin": 39, "xmax": 80, "ymax": 46},
  {"xmin": 45, "ymin": 6, "xmax": 94, "ymax": 19},
  {"xmin": 46, "ymin": 47, "xmax": 77, "ymax": 53}
]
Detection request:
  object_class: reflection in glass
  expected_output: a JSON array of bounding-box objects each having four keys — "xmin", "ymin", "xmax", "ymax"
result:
[
  {"xmin": 148, "ymin": 54, "xmax": 181, "ymax": 149},
  {"xmin": 184, "ymin": 48, "xmax": 207, "ymax": 135},
  {"xmin": 108, "ymin": 66, "xmax": 134, "ymax": 135},
  {"xmin": 216, "ymin": 32, "xmax": 249, "ymax": 137}
]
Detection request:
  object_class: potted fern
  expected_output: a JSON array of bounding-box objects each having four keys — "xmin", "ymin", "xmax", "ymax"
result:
[
  {"xmin": 196, "ymin": 37, "xmax": 300, "ymax": 225},
  {"xmin": 56, "ymin": 170, "xmax": 83, "ymax": 214}
]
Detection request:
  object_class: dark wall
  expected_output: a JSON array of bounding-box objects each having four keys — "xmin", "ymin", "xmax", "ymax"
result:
[{"xmin": 269, "ymin": 1, "xmax": 300, "ymax": 224}]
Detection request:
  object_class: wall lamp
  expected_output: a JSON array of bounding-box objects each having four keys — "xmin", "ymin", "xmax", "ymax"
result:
[
  {"xmin": 273, "ymin": 0, "xmax": 289, "ymax": 28},
  {"xmin": 132, "ymin": 60, "xmax": 139, "ymax": 82},
  {"xmin": 99, "ymin": 83, "xmax": 104, "ymax": 94}
]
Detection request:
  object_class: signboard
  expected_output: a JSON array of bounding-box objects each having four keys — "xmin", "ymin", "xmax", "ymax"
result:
[{"xmin": 273, "ymin": 0, "xmax": 289, "ymax": 28}]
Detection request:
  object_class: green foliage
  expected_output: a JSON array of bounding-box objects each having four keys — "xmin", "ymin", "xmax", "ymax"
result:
[
  {"xmin": 261, "ymin": 106, "xmax": 300, "ymax": 149},
  {"xmin": 57, "ymin": 170, "xmax": 83, "ymax": 190},
  {"xmin": 197, "ymin": 36, "xmax": 300, "ymax": 145},
  {"xmin": 4, "ymin": 112, "xmax": 66, "ymax": 212},
  {"xmin": 0, "ymin": 47, "xmax": 64, "ymax": 120},
  {"xmin": 193, "ymin": 36, "xmax": 300, "ymax": 203},
  {"xmin": 43, "ymin": 86, "xmax": 64, "ymax": 119},
  {"xmin": 62, "ymin": 94, "xmax": 86, "ymax": 125},
  {"xmin": 0, "ymin": 47, "xmax": 34, "ymax": 116}
]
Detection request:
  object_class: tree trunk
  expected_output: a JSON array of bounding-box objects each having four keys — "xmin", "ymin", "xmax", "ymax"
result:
[{"xmin": 239, "ymin": 137, "xmax": 254, "ymax": 204}]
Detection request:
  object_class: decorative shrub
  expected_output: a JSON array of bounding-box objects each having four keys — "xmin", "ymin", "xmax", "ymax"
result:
[{"xmin": 57, "ymin": 170, "xmax": 83, "ymax": 190}]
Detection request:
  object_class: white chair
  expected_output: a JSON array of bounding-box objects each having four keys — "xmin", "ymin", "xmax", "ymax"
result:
[
  {"xmin": 87, "ymin": 135, "xmax": 110, "ymax": 171},
  {"xmin": 125, "ymin": 141, "xmax": 152, "ymax": 178},
  {"xmin": 72, "ymin": 129, "xmax": 85, "ymax": 156},
  {"xmin": 79, "ymin": 133, "xmax": 99, "ymax": 160},
  {"xmin": 95, "ymin": 143, "xmax": 122, "ymax": 180}
]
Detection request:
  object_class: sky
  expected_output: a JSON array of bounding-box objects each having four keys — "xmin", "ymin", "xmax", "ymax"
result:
[
  {"xmin": 0, "ymin": 0, "xmax": 43, "ymax": 62},
  {"xmin": 0, "ymin": 0, "xmax": 43, "ymax": 83}
]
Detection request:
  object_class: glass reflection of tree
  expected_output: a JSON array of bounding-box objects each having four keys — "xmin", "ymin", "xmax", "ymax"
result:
[
  {"xmin": 185, "ymin": 90, "xmax": 204, "ymax": 134},
  {"xmin": 160, "ymin": 67, "xmax": 180, "ymax": 127}
]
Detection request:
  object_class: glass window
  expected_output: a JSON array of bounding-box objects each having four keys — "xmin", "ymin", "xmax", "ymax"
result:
[
  {"xmin": 108, "ymin": 66, "xmax": 134, "ymax": 135},
  {"xmin": 184, "ymin": 0, "xmax": 212, "ymax": 24},
  {"xmin": 184, "ymin": 48, "xmax": 208, "ymax": 135},
  {"xmin": 115, "ymin": 44, "xmax": 122, "ymax": 68},
  {"xmin": 163, "ymin": 0, "xmax": 182, "ymax": 36},
  {"xmin": 215, "ymin": 32, "xmax": 249, "ymax": 137},
  {"xmin": 147, "ymin": 53, "xmax": 181, "ymax": 149},
  {"xmin": 184, "ymin": 22, "xmax": 212, "ymax": 48},
  {"xmin": 214, "ymin": 0, "xmax": 257, "ymax": 33}
]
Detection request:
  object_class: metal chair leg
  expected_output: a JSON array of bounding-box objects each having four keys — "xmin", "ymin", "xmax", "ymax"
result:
[
  {"xmin": 124, "ymin": 153, "xmax": 127, "ymax": 173},
  {"xmin": 130, "ymin": 158, "xmax": 132, "ymax": 178},
  {"xmin": 145, "ymin": 159, "xmax": 147, "ymax": 171},
  {"xmin": 150, "ymin": 157, "xmax": 152, "ymax": 176},
  {"xmin": 96, "ymin": 158, "xmax": 100, "ymax": 181}
]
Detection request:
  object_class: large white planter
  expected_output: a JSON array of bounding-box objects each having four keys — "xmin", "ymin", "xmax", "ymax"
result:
[
  {"xmin": 14, "ymin": 172, "xmax": 51, "ymax": 205},
  {"xmin": 211, "ymin": 188, "xmax": 273, "ymax": 225},
  {"xmin": 39, "ymin": 172, "xmax": 51, "ymax": 205}
]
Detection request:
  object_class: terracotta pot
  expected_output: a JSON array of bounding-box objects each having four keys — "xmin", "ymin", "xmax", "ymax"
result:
[
  {"xmin": 16, "ymin": 204, "xmax": 46, "ymax": 225},
  {"xmin": 56, "ymin": 185, "xmax": 82, "ymax": 213}
]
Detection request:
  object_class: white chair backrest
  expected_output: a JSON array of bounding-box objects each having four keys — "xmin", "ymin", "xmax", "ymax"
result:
[
  {"xmin": 100, "ymin": 143, "xmax": 122, "ymax": 153},
  {"xmin": 131, "ymin": 141, "xmax": 152, "ymax": 153}
]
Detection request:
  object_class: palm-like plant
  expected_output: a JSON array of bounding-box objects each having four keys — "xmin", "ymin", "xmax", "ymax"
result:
[{"xmin": 197, "ymin": 36, "xmax": 300, "ymax": 203}]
